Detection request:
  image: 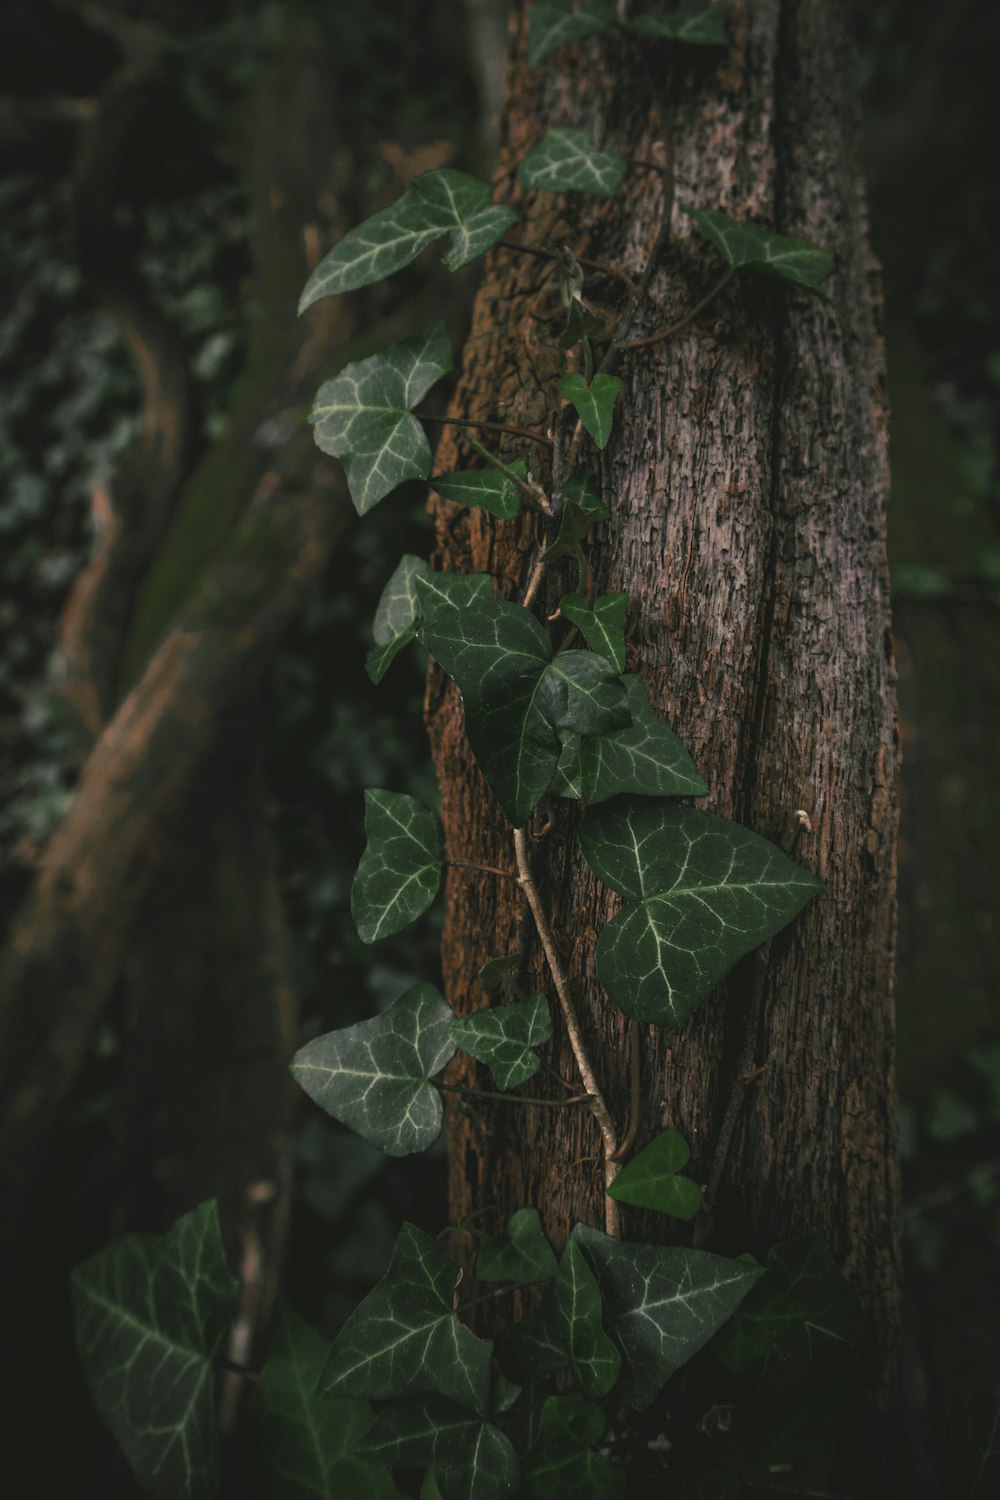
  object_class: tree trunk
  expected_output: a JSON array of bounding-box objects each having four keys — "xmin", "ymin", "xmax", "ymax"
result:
[{"xmin": 426, "ymin": 0, "xmax": 900, "ymax": 1469}]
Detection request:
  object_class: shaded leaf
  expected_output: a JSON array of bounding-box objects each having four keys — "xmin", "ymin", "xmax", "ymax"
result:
[
  {"xmin": 557, "ymin": 372, "xmax": 622, "ymax": 449},
  {"xmin": 310, "ymin": 324, "xmax": 452, "ymax": 514},
  {"xmin": 710, "ymin": 1282, "xmax": 807, "ymax": 1375},
  {"xmin": 432, "ymin": 461, "xmax": 527, "ymax": 519},
  {"xmin": 574, "ymin": 1223, "xmax": 763, "ymax": 1409},
  {"xmin": 579, "ymin": 799, "xmax": 823, "ymax": 1024},
  {"xmin": 518, "ymin": 129, "xmax": 626, "ymax": 198},
  {"xmin": 579, "ymin": 675, "xmax": 707, "ymax": 804},
  {"xmin": 356, "ymin": 1396, "xmax": 519, "ymax": 1500},
  {"xmin": 477, "ymin": 1207, "xmax": 558, "ymax": 1285},
  {"xmin": 631, "ymin": 4, "xmax": 731, "ymax": 48},
  {"xmin": 683, "ymin": 204, "xmax": 834, "ymax": 291},
  {"xmin": 545, "ymin": 475, "xmax": 609, "ymax": 564},
  {"xmin": 71, "ymin": 1201, "xmax": 238, "ymax": 1500},
  {"xmin": 761, "ymin": 1234, "xmax": 863, "ymax": 1375},
  {"xmin": 321, "ymin": 1224, "xmax": 492, "ymax": 1412},
  {"xmin": 352, "ymin": 790, "xmax": 441, "ymax": 943},
  {"xmin": 528, "ymin": 1, "xmax": 617, "ymax": 67},
  {"xmin": 534, "ymin": 650, "xmax": 631, "ymax": 735},
  {"xmin": 414, "ymin": 568, "xmax": 494, "ymax": 615},
  {"xmin": 514, "ymin": 1239, "xmax": 621, "ymax": 1399},
  {"xmin": 549, "ymin": 732, "xmax": 583, "ymax": 799},
  {"xmin": 450, "ymin": 993, "xmax": 553, "ymax": 1090},
  {"xmin": 607, "ymin": 1128, "xmax": 702, "ymax": 1219},
  {"xmin": 559, "ymin": 592, "xmax": 627, "ymax": 671},
  {"xmin": 948, "ymin": 1375, "xmax": 1000, "ymax": 1499},
  {"xmin": 367, "ymin": 554, "xmax": 430, "ymax": 684},
  {"xmin": 522, "ymin": 1397, "xmax": 625, "ymax": 1499},
  {"xmin": 291, "ymin": 984, "xmax": 455, "ymax": 1156},
  {"xmin": 478, "ymin": 952, "xmax": 523, "ymax": 992}
]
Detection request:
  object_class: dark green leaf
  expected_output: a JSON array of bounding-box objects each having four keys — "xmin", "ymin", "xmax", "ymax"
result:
[
  {"xmin": 421, "ymin": 1473, "xmax": 446, "ymax": 1500},
  {"xmin": 528, "ymin": 1, "xmax": 617, "ymax": 67},
  {"xmin": 574, "ymin": 1224, "xmax": 764, "ymax": 1409},
  {"xmin": 549, "ymin": 733, "xmax": 583, "ymax": 799},
  {"xmin": 310, "ymin": 325, "xmax": 452, "ymax": 514},
  {"xmin": 534, "ymin": 651, "xmax": 631, "ymax": 735},
  {"xmin": 761, "ymin": 1234, "xmax": 863, "ymax": 1375},
  {"xmin": 367, "ymin": 627, "xmax": 419, "ymax": 686},
  {"xmin": 518, "ymin": 130, "xmax": 626, "ymax": 198},
  {"xmin": 559, "ymin": 593, "xmax": 627, "ymax": 671},
  {"xmin": 432, "ymin": 462, "xmax": 527, "ymax": 519},
  {"xmin": 321, "ymin": 1224, "xmax": 493, "ymax": 1412},
  {"xmin": 514, "ymin": 1239, "xmax": 621, "ymax": 1399},
  {"xmin": 948, "ymin": 1376, "xmax": 1000, "ymax": 1499},
  {"xmin": 256, "ymin": 1300, "xmax": 405, "ymax": 1498},
  {"xmin": 557, "ymin": 372, "xmax": 622, "ymax": 449},
  {"xmin": 352, "ymin": 790, "xmax": 442, "ymax": 943},
  {"xmin": 71, "ymin": 1201, "xmax": 238, "ymax": 1500},
  {"xmin": 290, "ymin": 984, "xmax": 455, "ymax": 1156},
  {"xmin": 450, "ymin": 993, "xmax": 553, "ymax": 1090},
  {"xmin": 710, "ymin": 1281, "xmax": 807, "ymax": 1375},
  {"xmin": 579, "ymin": 675, "xmax": 707, "ymax": 804},
  {"xmin": 367, "ymin": 554, "xmax": 430, "ymax": 683},
  {"xmin": 299, "ymin": 171, "xmax": 517, "ymax": 309},
  {"xmin": 522, "ymin": 1397, "xmax": 625, "ymax": 1499},
  {"xmin": 545, "ymin": 475, "xmax": 609, "ymax": 564},
  {"xmin": 607, "ymin": 1128, "xmax": 702, "ymax": 1219},
  {"xmin": 476, "ymin": 1207, "xmax": 558, "ymax": 1284},
  {"xmin": 579, "ymin": 799, "xmax": 823, "ymax": 1024},
  {"xmin": 631, "ymin": 4, "xmax": 731, "ymax": 48},
  {"xmin": 559, "ymin": 300, "xmax": 609, "ymax": 349},
  {"xmin": 478, "ymin": 952, "xmax": 523, "ymax": 992},
  {"xmin": 356, "ymin": 1396, "xmax": 519, "ymax": 1500},
  {"xmin": 414, "ymin": 568, "xmax": 495, "ymax": 615},
  {"xmin": 683, "ymin": 204, "xmax": 834, "ymax": 291}
]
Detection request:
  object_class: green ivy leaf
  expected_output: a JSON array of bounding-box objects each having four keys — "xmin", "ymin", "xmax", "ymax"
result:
[
  {"xmin": 579, "ymin": 675, "xmax": 708, "ymax": 804},
  {"xmin": 683, "ymin": 204, "xmax": 834, "ymax": 291},
  {"xmin": 559, "ymin": 592, "xmax": 627, "ymax": 671},
  {"xmin": 356, "ymin": 1396, "xmax": 519, "ymax": 1500},
  {"xmin": 432, "ymin": 461, "xmax": 527, "ymax": 519},
  {"xmin": 546, "ymin": 474, "xmax": 609, "ymax": 564},
  {"xmin": 321, "ymin": 1223, "xmax": 493, "ymax": 1412},
  {"xmin": 256, "ymin": 1300, "xmax": 405, "ymax": 1499},
  {"xmin": 476, "ymin": 1207, "xmax": 558, "ymax": 1285},
  {"xmin": 522, "ymin": 1397, "xmax": 625, "ymax": 1499},
  {"xmin": 518, "ymin": 129, "xmax": 626, "ymax": 198},
  {"xmin": 557, "ymin": 372, "xmax": 622, "ymax": 450},
  {"xmin": 310, "ymin": 324, "xmax": 452, "ymax": 514},
  {"xmin": 528, "ymin": 1, "xmax": 617, "ymax": 67},
  {"xmin": 606, "ymin": 1128, "xmax": 702, "ymax": 1219},
  {"xmin": 631, "ymin": 4, "xmax": 731, "ymax": 48},
  {"xmin": 450, "ymin": 993, "xmax": 553, "ymax": 1090},
  {"xmin": 367, "ymin": 554, "xmax": 430, "ymax": 684},
  {"xmin": 415, "ymin": 569, "xmax": 495, "ymax": 615},
  {"xmin": 290, "ymin": 984, "xmax": 455, "ymax": 1156},
  {"xmin": 710, "ymin": 1281, "xmax": 808, "ymax": 1375},
  {"xmin": 579, "ymin": 799, "xmax": 823, "ymax": 1024},
  {"xmin": 299, "ymin": 170, "xmax": 517, "ymax": 310},
  {"xmin": 535, "ymin": 650, "xmax": 632, "ymax": 734},
  {"xmin": 478, "ymin": 952, "xmax": 523, "ymax": 992},
  {"xmin": 549, "ymin": 733, "xmax": 583, "ymax": 799},
  {"xmin": 758, "ymin": 1234, "xmax": 863, "ymax": 1376},
  {"xmin": 71, "ymin": 1201, "xmax": 238, "ymax": 1500},
  {"xmin": 351, "ymin": 790, "xmax": 442, "ymax": 943},
  {"xmin": 422, "ymin": 1472, "xmax": 446, "ymax": 1500},
  {"xmin": 574, "ymin": 1224, "xmax": 764, "ymax": 1409},
  {"xmin": 514, "ymin": 1239, "xmax": 622, "ymax": 1400}
]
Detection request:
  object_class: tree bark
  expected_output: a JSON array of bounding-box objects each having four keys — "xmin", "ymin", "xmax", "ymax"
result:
[{"xmin": 425, "ymin": 0, "xmax": 900, "ymax": 1468}]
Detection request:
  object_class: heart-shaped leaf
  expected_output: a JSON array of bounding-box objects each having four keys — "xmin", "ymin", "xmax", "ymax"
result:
[
  {"xmin": 256, "ymin": 1300, "xmax": 406, "ymax": 1499},
  {"xmin": 432, "ymin": 461, "xmax": 527, "ymax": 519},
  {"xmin": 579, "ymin": 674, "xmax": 708, "ymax": 804},
  {"xmin": 356, "ymin": 1396, "xmax": 519, "ymax": 1500},
  {"xmin": 478, "ymin": 952, "xmax": 523, "ymax": 992},
  {"xmin": 710, "ymin": 1281, "xmax": 808, "ymax": 1375},
  {"xmin": 352, "ymin": 790, "xmax": 442, "ymax": 943},
  {"xmin": 310, "ymin": 324, "xmax": 452, "ymax": 514},
  {"xmin": 522, "ymin": 1397, "xmax": 625, "ymax": 1500},
  {"xmin": 415, "ymin": 568, "xmax": 495, "ymax": 615},
  {"xmin": 321, "ymin": 1223, "xmax": 493, "ymax": 1412},
  {"xmin": 299, "ymin": 170, "xmax": 517, "ymax": 310},
  {"xmin": 545, "ymin": 475, "xmax": 608, "ymax": 564},
  {"xmin": 450, "ymin": 993, "xmax": 553, "ymax": 1090},
  {"xmin": 518, "ymin": 129, "xmax": 626, "ymax": 198},
  {"xmin": 684, "ymin": 205, "xmax": 834, "ymax": 291},
  {"xmin": 535, "ymin": 650, "xmax": 632, "ymax": 734},
  {"xmin": 579, "ymin": 798, "xmax": 823, "ymax": 1024},
  {"xmin": 291, "ymin": 983, "xmax": 455, "ymax": 1156},
  {"xmin": 559, "ymin": 592, "xmax": 627, "ymax": 671},
  {"xmin": 476, "ymin": 1207, "xmax": 558, "ymax": 1284},
  {"xmin": 631, "ymin": 4, "xmax": 731, "ymax": 47},
  {"xmin": 528, "ymin": 1, "xmax": 617, "ymax": 66},
  {"xmin": 72, "ymin": 1201, "xmax": 238, "ymax": 1500},
  {"xmin": 607, "ymin": 1128, "xmax": 702, "ymax": 1219},
  {"xmin": 574, "ymin": 1224, "xmax": 764, "ymax": 1409},
  {"xmin": 514, "ymin": 1238, "xmax": 621, "ymax": 1399},
  {"xmin": 557, "ymin": 372, "xmax": 622, "ymax": 449},
  {"xmin": 756, "ymin": 1234, "xmax": 863, "ymax": 1375},
  {"xmin": 367, "ymin": 554, "xmax": 431, "ymax": 683}
]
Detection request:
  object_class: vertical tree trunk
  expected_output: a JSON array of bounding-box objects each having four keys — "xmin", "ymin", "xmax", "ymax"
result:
[{"xmin": 426, "ymin": 0, "xmax": 900, "ymax": 1458}]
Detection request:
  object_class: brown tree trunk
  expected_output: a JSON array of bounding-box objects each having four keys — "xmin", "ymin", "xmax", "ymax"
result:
[{"xmin": 426, "ymin": 0, "xmax": 900, "ymax": 1468}]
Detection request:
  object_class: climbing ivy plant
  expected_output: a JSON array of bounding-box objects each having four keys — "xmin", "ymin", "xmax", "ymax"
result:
[{"xmin": 72, "ymin": 5, "xmax": 868, "ymax": 1498}]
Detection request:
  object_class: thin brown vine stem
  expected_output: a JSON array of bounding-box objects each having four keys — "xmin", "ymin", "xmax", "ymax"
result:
[
  {"xmin": 446, "ymin": 858, "xmax": 519, "ymax": 881},
  {"xmin": 618, "ymin": 266, "xmax": 736, "ymax": 354},
  {"xmin": 457, "ymin": 427, "xmax": 551, "ymax": 512},
  {"xmin": 612, "ymin": 1023, "xmax": 642, "ymax": 1162},
  {"xmin": 521, "ymin": 556, "xmax": 548, "ymax": 610},
  {"xmin": 437, "ymin": 1080, "xmax": 591, "ymax": 1109},
  {"xmin": 513, "ymin": 826, "xmax": 622, "ymax": 1235},
  {"xmin": 417, "ymin": 412, "xmax": 553, "ymax": 450},
  {"xmin": 496, "ymin": 237, "xmax": 640, "ymax": 294}
]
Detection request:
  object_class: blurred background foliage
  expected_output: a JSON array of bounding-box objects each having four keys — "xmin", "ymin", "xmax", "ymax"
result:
[{"xmin": 0, "ymin": 0, "xmax": 996, "ymax": 1492}]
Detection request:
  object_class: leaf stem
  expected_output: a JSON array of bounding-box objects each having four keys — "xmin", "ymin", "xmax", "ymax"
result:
[
  {"xmin": 447, "ymin": 858, "xmax": 519, "ymax": 882},
  {"xmin": 437, "ymin": 1080, "xmax": 592, "ymax": 1108},
  {"xmin": 418, "ymin": 412, "xmax": 553, "ymax": 450},
  {"xmin": 618, "ymin": 266, "xmax": 736, "ymax": 353},
  {"xmin": 497, "ymin": 237, "xmax": 639, "ymax": 294},
  {"xmin": 458, "ymin": 428, "xmax": 552, "ymax": 514}
]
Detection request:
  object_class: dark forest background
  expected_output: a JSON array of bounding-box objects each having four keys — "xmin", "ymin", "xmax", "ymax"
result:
[{"xmin": 0, "ymin": 0, "xmax": 997, "ymax": 1493}]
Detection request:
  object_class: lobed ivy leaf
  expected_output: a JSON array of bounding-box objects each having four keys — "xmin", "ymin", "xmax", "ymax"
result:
[
  {"xmin": 710, "ymin": 1280, "xmax": 808, "ymax": 1375},
  {"xmin": 522, "ymin": 1397, "xmax": 625, "ymax": 1499},
  {"xmin": 559, "ymin": 592, "xmax": 627, "ymax": 671},
  {"xmin": 351, "ymin": 789, "xmax": 442, "ymax": 943},
  {"xmin": 450, "ymin": 993, "xmax": 553, "ymax": 1090},
  {"xmin": 367, "ymin": 554, "xmax": 429, "ymax": 683},
  {"xmin": 528, "ymin": 1, "xmax": 617, "ymax": 67},
  {"xmin": 631, "ymin": 4, "xmax": 731, "ymax": 48},
  {"xmin": 356, "ymin": 1396, "xmax": 519, "ymax": 1500},
  {"xmin": 579, "ymin": 798, "xmax": 823, "ymax": 1024},
  {"xmin": 545, "ymin": 474, "xmax": 609, "ymax": 564},
  {"xmin": 478, "ymin": 952, "xmax": 523, "ymax": 992},
  {"xmin": 557, "ymin": 372, "xmax": 622, "ymax": 450},
  {"xmin": 518, "ymin": 129, "xmax": 626, "ymax": 198},
  {"xmin": 432, "ymin": 461, "xmax": 527, "ymax": 519},
  {"xmin": 514, "ymin": 1238, "xmax": 622, "ymax": 1400},
  {"xmin": 476, "ymin": 1207, "xmax": 558, "ymax": 1285},
  {"xmin": 71, "ymin": 1200, "xmax": 238, "ymax": 1500},
  {"xmin": 321, "ymin": 1223, "xmax": 493, "ymax": 1412},
  {"xmin": 757, "ymin": 1234, "xmax": 863, "ymax": 1376},
  {"xmin": 683, "ymin": 204, "xmax": 834, "ymax": 292},
  {"xmin": 290, "ymin": 983, "xmax": 455, "ymax": 1157},
  {"xmin": 255, "ymin": 1300, "xmax": 405, "ymax": 1499},
  {"xmin": 579, "ymin": 674, "xmax": 708, "ymax": 804},
  {"xmin": 574, "ymin": 1223, "xmax": 764, "ymax": 1409},
  {"xmin": 415, "ymin": 568, "xmax": 494, "ymax": 615},
  {"xmin": 607, "ymin": 1128, "xmax": 702, "ymax": 1219},
  {"xmin": 310, "ymin": 324, "xmax": 452, "ymax": 514},
  {"xmin": 535, "ymin": 650, "xmax": 632, "ymax": 734},
  {"xmin": 299, "ymin": 170, "xmax": 517, "ymax": 310}
]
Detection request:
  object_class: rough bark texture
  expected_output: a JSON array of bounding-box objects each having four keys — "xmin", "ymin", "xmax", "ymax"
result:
[{"xmin": 426, "ymin": 0, "xmax": 900, "ymax": 1454}]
